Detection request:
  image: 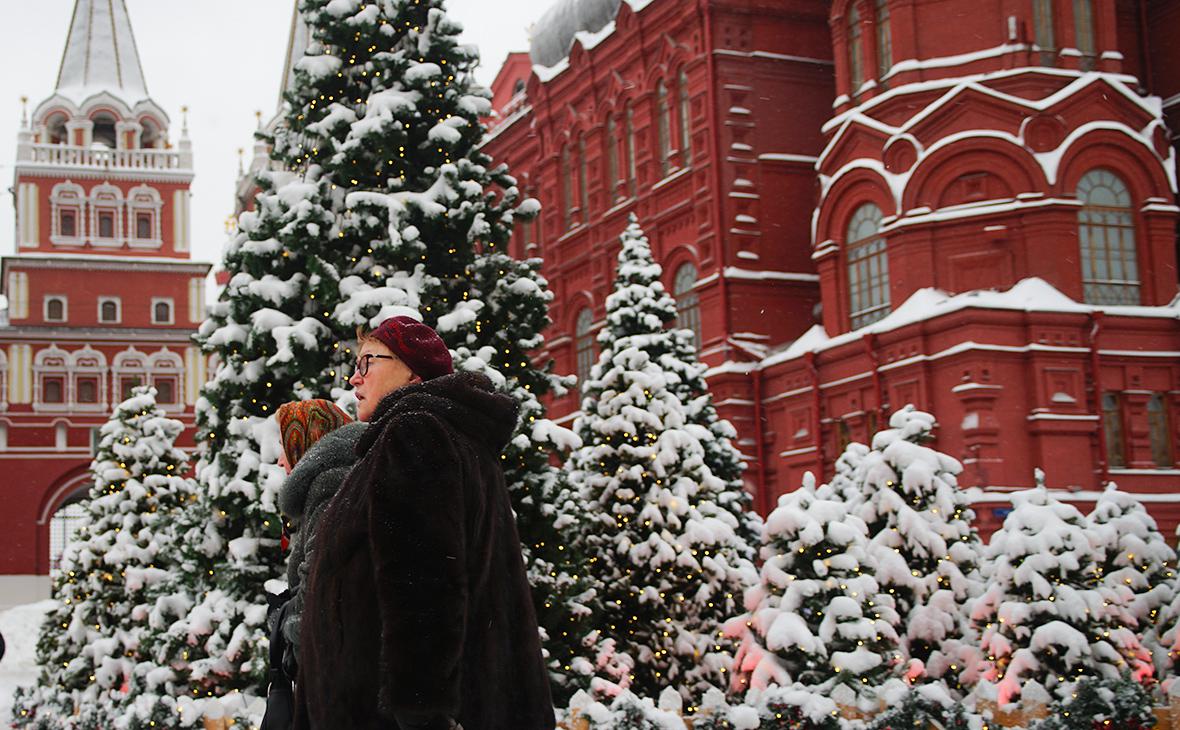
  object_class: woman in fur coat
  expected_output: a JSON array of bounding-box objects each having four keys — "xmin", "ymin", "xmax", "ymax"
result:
[{"xmin": 294, "ymin": 317, "xmax": 553, "ymax": 730}]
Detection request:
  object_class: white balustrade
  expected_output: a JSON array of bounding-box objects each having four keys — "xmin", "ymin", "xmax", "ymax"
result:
[{"xmin": 23, "ymin": 143, "xmax": 187, "ymax": 171}]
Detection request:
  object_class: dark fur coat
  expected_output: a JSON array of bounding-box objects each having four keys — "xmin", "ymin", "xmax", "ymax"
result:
[{"xmin": 294, "ymin": 372, "xmax": 554, "ymax": 730}]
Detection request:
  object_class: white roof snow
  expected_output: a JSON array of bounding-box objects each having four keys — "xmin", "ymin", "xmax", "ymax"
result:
[
  {"xmin": 529, "ymin": 0, "xmax": 622, "ymax": 68},
  {"xmin": 54, "ymin": 0, "xmax": 150, "ymax": 106},
  {"xmin": 764, "ymin": 277, "xmax": 1180, "ymax": 367}
]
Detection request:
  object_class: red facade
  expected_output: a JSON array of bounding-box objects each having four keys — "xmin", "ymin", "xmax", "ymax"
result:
[
  {"xmin": 0, "ymin": 1, "xmax": 210, "ymax": 605},
  {"xmin": 484, "ymin": 0, "xmax": 1180, "ymax": 535}
]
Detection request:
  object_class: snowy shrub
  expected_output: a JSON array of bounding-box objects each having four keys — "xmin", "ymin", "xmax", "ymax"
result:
[
  {"xmin": 727, "ymin": 473, "xmax": 901, "ymax": 712},
  {"xmin": 973, "ymin": 480, "xmax": 1146, "ymax": 703},
  {"xmin": 843, "ymin": 406, "xmax": 984, "ymax": 690},
  {"xmin": 1090, "ymin": 483, "xmax": 1176, "ymax": 683},
  {"xmin": 1027, "ymin": 677, "xmax": 1155, "ymax": 730}
]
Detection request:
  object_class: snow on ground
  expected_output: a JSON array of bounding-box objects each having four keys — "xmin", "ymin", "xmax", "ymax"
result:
[{"xmin": 0, "ymin": 600, "xmax": 55, "ymax": 724}]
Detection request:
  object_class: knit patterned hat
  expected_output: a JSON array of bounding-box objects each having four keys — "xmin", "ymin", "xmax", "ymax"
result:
[
  {"xmin": 276, "ymin": 399, "xmax": 353, "ymax": 468},
  {"xmin": 369, "ymin": 315, "xmax": 454, "ymax": 381}
]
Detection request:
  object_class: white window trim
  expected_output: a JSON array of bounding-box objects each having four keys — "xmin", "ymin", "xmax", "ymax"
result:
[
  {"xmin": 151, "ymin": 297, "xmax": 175, "ymax": 325},
  {"xmin": 49, "ymin": 181, "xmax": 86, "ymax": 247},
  {"xmin": 98, "ymin": 296, "xmax": 122, "ymax": 324},
  {"xmin": 148, "ymin": 347, "xmax": 184, "ymax": 412},
  {"xmin": 113, "ymin": 347, "xmax": 148, "ymax": 404},
  {"xmin": 44, "ymin": 295, "xmax": 69, "ymax": 323},
  {"xmin": 89, "ymin": 182, "xmax": 125, "ymax": 248},
  {"xmin": 33, "ymin": 345, "xmax": 70, "ymax": 413},
  {"xmin": 0, "ymin": 348, "xmax": 7, "ymax": 412},
  {"xmin": 127, "ymin": 184, "xmax": 163, "ymax": 250},
  {"xmin": 69, "ymin": 345, "xmax": 109, "ymax": 413}
]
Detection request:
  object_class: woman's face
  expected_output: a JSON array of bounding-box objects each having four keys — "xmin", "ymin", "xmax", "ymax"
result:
[{"xmin": 278, "ymin": 449, "xmax": 292, "ymax": 474}]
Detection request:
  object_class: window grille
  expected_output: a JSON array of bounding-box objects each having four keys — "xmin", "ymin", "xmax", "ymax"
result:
[
  {"xmin": 1078, "ymin": 169, "xmax": 1139, "ymax": 305},
  {"xmin": 673, "ymin": 263, "xmax": 701, "ymax": 352},
  {"xmin": 846, "ymin": 204, "xmax": 890, "ymax": 328}
]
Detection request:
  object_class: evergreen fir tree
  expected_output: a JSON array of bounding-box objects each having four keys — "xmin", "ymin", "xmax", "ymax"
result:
[
  {"xmin": 12, "ymin": 386, "xmax": 196, "ymax": 729},
  {"xmin": 727, "ymin": 473, "xmax": 901, "ymax": 712},
  {"xmin": 568, "ymin": 216, "xmax": 760, "ymax": 700},
  {"xmin": 1089, "ymin": 483, "xmax": 1174, "ymax": 682},
  {"xmin": 144, "ymin": 0, "xmax": 583, "ymax": 705},
  {"xmin": 844, "ymin": 406, "xmax": 984, "ymax": 688},
  {"xmin": 973, "ymin": 482, "xmax": 1142, "ymax": 703}
]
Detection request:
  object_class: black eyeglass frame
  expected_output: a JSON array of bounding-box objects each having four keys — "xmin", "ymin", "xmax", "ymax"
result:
[{"xmin": 354, "ymin": 353, "xmax": 397, "ymax": 377}]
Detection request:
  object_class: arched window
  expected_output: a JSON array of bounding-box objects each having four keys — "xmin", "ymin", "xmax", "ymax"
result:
[
  {"xmin": 625, "ymin": 104, "xmax": 637, "ymax": 195},
  {"xmin": 113, "ymin": 347, "xmax": 148, "ymax": 402},
  {"xmin": 152, "ymin": 298, "xmax": 175, "ymax": 325},
  {"xmin": 46, "ymin": 113, "xmax": 68, "ymax": 145},
  {"xmin": 561, "ymin": 146, "xmax": 573, "ymax": 231},
  {"xmin": 45, "ymin": 296, "xmax": 67, "ymax": 322},
  {"xmin": 1074, "ymin": 0, "xmax": 1095, "ymax": 69},
  {"xmin": 49, "ymin": 491, "xmax": 89, "ymax": 573},
  {"xmin": 99, "ymin": 298, "xmax": 120, "ymax": 324},
  {"xmin": 656, "ymin": 81, "xmax": 672, "ymax": 177},
  {"xmin": 875, "ymin": 0, "xmax": 892, "ymax": 77},
  {"xmin": 1077, "ymin": 169, "xmax": 1139, "ymax": 305},
  {"xmin": 88, "ymin": 182, "xmax": 124, "ymax": 247},
  {"xmin": 1148, "ymin": 393, "xmax": 1173, "ymax": 467},
  {"xmin": 846, "ymin": 203, "xmax": 890, "ymax": 328},
  {"xmin": 1032, "ymin": 0, "xmax": 1056, "ymax": 66},
  {"xmin": 50, "ymin": 181, "xmax": 85, "ymax": 244},
  {"xmin": 848, "ymin": 4, "xmax": 864, "ymax": 90},
  {"xmin": 678, "ymin": 69, "xmax": 692, "ymax": 167},
  {"xmin": 578, "ymin": 136, "xmax": 589, "ymax": 223},
  {"xmin": 606, "ymin": 115, "xmax": 620, "ymax": 202},
  {"xmin": 70, "ymin": 346, "xmax": 108, "ymax": 411},
  {"xmin": 149, "ymin": 348, "xmax": 184, "ymax": 408},
  {"xmin": 1102, "ymin": 392, "xmax": 1126, "ymax": 467},
  {"xmin": 34, "ymin": 345, "xmax": 70, "ymax": 410},
  {"xmin": 91, "ymin": 112, "xmax": 118, "ymax": 149},
  {"xmin": 575, "ymin": 308, "xmax": 595, "ymax": 389},
  {"xmin": 673, "ymin": 263, "xmax": 701, "ymax": 352},
  {"xmin": 140, "ymin": 119, "xmax": 162, "ymax": 149},
  {"xmin": 127, "ymin": 184, "xmax": 162, "ymax": 247}
]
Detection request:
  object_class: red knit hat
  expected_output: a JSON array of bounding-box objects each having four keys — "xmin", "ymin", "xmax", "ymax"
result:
[{"xmin": 368, "ymin": 315, "xmax": 454, "ymax": 381}]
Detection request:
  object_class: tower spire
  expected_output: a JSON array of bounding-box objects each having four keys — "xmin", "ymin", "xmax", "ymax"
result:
[{"xmin": 54, "ymin": 0, "xmax": 149, "ymax": 104}]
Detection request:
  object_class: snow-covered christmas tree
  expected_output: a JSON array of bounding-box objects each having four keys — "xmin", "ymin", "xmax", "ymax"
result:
[
  {"xmin": 726, "ymin": 473, "xmax": 901, "ymax": 712},
  {"xmin": 973, "ymin": 478, "xmax": 1143, "ymax": 703},
  {"xmin": 1089, "ymin": 483, "xmax": 1174, "ymax": 682},
  {"xmin": 12, "ymin": 386, "xmax": 196, "ymax": 729},
  {"xmin": 568, "ymin": 216, "xmax": 760, "ymax": 700},
  {"xmin": 842, "ymin": 406, "xmax": 984, "ymax": 687},
  {"xmin": 140, "ymin": 0, "xmax": 584, "ymax": 705}
]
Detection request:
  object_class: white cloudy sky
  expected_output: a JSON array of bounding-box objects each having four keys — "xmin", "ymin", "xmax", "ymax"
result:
[{"xmin": 0, "ymin": 0, "xmax": 553, "ymax": 297}]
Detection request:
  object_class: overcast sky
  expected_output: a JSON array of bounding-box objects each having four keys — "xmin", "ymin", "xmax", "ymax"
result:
[{"xmin": 0, "ymin": 0, "xmax": 553, "ymax": 299}]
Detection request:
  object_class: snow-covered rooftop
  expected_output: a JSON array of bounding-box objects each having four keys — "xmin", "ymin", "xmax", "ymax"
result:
[
  {"xmin": 528, "ymin": 0, "xmax": 621, "ymax": 68},
  {"xmin": 54, "ymin": 0, "xmax": 150, "ymax": 106},
  {"xmin": 765, "ymin": 277, "xmax": 1180, "ymax": 367}
]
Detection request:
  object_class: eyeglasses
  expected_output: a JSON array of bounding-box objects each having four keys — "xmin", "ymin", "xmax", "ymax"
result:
[{"xmin": 354, "ymin": 353, "xmax": 397, "ymax": 377}]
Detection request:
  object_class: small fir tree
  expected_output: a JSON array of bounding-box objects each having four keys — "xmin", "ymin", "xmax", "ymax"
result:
[
  {"xmin": 726, "ymin": 473, "xmax": 901, "ymax": 712},
  {"xmin": 973, "ymin": 481, "xmax": 1143, "ymax": 703},
  {"xmin": 12, "ymin": 386, "xmax": 196, "ymax": 729},
  {"xmin": 1090, "ymin": 483, "xmax": 1175, "ymax": 683},
  {"xmin": 569, "ymin": 216, "xmax": 760, "ymax": 700},
  {"xmin": 1028, "ymin": 677, "xmax": 1156, "ymax": 730},
  {"xmin": 845, "ymin": 406, "xmax": 984, "ymax": 688}
]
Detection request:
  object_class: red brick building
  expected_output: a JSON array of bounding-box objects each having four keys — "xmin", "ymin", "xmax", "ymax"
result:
[
  {"xmin": 0, "ymin": 0, "xmax": 210, "ymax": 606},
  {"xmin": 483, "ymin": 0, "xmax": 1180, "ymax": 533}
]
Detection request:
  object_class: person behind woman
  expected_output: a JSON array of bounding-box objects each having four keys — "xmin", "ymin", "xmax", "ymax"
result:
[{"xmin": 261, "ymin": 399, "xmax": 365, "ymax": 730}]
